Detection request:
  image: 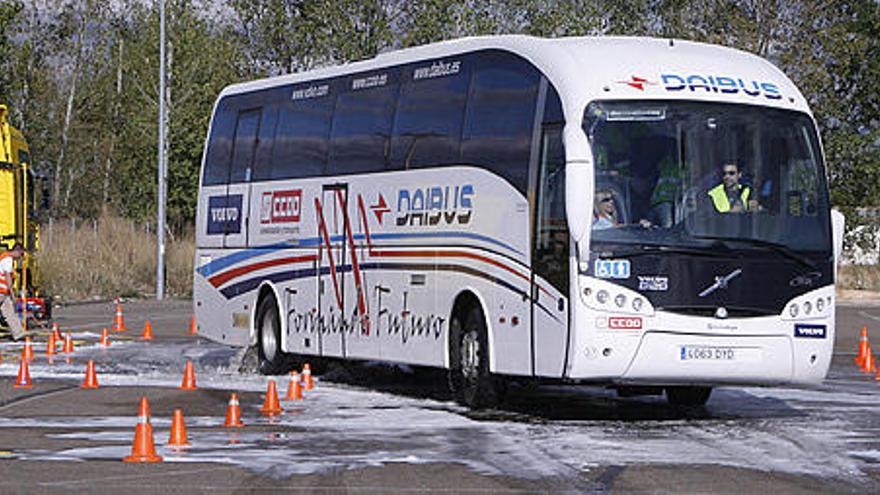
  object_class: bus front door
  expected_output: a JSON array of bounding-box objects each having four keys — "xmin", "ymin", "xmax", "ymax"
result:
[{"xmin": 531, "ymin": 126, "xmax": 569, "ymax": 377}]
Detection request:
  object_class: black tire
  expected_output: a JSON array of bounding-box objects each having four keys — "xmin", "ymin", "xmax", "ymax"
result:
[
  {"xmin": 666, "ymin": 386, "xmax": 712, "ymax": 406},
  {"xmin": 448, "ymin": 302, "xmax": 504, "ymax": 409},
  {"xmin": 256, "ymin": 292, "xmax": 291, "ymax": 375}
]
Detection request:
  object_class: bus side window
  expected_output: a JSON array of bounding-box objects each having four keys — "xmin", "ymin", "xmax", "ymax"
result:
[
  {"xmin": 461, "ymin": 51, "xmax": 540, "ymax": 194},
  {"xmin": 202, "ymin": 97, "xmax": 237, "ymax": 186},
  {"xmin": 251, "ymin": 97, "xmax": 279, "ymax": 182},
  {"xmin": 390, "ymin": 60, "xmax": 468, "ymax": 170},
  {"xmin": 229, "ymin": 109, "xmax": 261, "ymax": 184},
  {"xmin": 268, "ymin": 81, "xmax": 334, "ymax": 180},
  {"xmin": 327, "ymin": 72, "xmax": 400, "ymax": 176}
]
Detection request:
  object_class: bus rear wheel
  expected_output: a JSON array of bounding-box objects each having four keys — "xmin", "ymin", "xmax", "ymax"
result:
[
  {"xmin": 449, "ymin": 303, "xmax": 504, "ymax": 409},
  {"xmin": 256, "ymin": 292, "xmax": 291, "ymax": 375},
  {"xmin": 666, "ymin": 386, "xmax": 712, "ymax": 406}
]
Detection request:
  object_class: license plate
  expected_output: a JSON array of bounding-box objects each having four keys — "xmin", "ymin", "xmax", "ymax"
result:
[{"xmin": 679, "ymin": 345, "xmax": 737, "ymax": 361}]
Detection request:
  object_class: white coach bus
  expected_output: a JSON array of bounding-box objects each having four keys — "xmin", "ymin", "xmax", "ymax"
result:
[{"xmin": 194, "ymin": 36, "xmax": 841, "ymax": 407}]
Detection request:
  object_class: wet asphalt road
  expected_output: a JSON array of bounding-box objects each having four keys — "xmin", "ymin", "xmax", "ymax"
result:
[{"xmin": 0, "ymin": 298, "xmax": 876, "ymax": 493}]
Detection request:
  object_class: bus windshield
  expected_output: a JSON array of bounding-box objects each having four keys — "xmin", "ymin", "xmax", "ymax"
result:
[{"xmin": 583, "ymin": 100, "xmax": 831, "ymax": 253}]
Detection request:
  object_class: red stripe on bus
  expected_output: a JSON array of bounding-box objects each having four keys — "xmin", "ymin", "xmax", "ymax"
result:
[
  {"xmin": 209, "ymin": 254, "xmax": 318, "ymax": 288},
  {"xmin": 370, "ymin": 249, "xmax": 553, "ymax": 298}
]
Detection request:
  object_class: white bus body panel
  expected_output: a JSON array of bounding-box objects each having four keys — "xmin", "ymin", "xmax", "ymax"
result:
[{"xmin": 196, "ymin": 166, "xmax": 538, "ymax": 375}]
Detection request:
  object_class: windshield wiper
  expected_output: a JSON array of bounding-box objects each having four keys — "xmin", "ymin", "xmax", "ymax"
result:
[
  {"xmin": 597, "ymin": 244, "xmax": 736, "ymax": 259},
  {"xmin": 692, "ymin": 235, "xmax": 817, "ymax": 270}
]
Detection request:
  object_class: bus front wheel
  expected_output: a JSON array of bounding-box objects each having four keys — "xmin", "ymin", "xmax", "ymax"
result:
[
  {"xmin": 449, "ymin": 303, "xmax": 504, "ymax": 409},
  {"xmin": 256, "ymin": 293, "xmax": 290, "ymax": 375},
  {"xmin": 666, "ymin": 386, "xmax": 712, "ymax": 406}
]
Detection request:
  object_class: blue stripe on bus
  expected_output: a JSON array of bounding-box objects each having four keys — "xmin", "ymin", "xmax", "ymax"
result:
[
  {"xmin": 197, "ymin": 231, "xmax": 522, "ymax": 277},
  {"xmin": 195, "ymin": 241, "xmax": 291, "ymax": 277},
  {"xmin": 218, "ymin": 261, "xmax": 560, "ymax": 323}
]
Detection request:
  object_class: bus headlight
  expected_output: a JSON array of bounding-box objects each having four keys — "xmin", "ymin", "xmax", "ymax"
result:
[
  {"xmin": 632, "ymin": 297, "xmax": 644, "ymax": 312},
  {"xmin": 782, "ymin": 288, "xmax": 833, "ymax": 321},
  {"xmin": 578, "ymin": 277, "xmax": 655, "ymax": 316}
]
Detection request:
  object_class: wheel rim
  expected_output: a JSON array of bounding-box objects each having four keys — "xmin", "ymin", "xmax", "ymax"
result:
[
  {"xmin": 461, "ymin": 330, "xmax": 480, "ymax": 381},
  {"xmin": 261, "ymin": 310, "xmax": 278, "ymax": 362}
]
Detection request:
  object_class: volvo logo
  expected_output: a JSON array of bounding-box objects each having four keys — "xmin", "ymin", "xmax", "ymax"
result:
[
  {"xmin": 789, "ymin": 271, "xmax": 822, "ymax": 288},
  {"xmin": 698, "ymin": 268, "xmax": 743, "ymax": 298}
]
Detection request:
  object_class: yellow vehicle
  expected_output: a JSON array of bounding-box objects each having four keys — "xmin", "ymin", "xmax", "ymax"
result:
[{"xmin": 0, "ymin": 104, "xmax": 50, "ymax": 320}]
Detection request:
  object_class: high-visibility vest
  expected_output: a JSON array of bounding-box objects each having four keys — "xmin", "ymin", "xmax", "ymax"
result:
[
  {"xmin": 0, "ymin": 252, "xmax": 13, "ymax": 296},
  {"xmin": 708, "ymin": 183, "xmax": 751, "ymax": 213},
  {"xmin": 651, "ymin": 157, "xmax": 684, "ymax": 206}
]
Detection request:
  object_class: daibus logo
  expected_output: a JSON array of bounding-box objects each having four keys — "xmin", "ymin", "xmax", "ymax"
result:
[
  {"xmin": 396, "ymin": 184, "xmax": 473, "ymax": 227},
  {"xmin": 661, "ymin": 73, "xmax": 782, "ymax": 100}
]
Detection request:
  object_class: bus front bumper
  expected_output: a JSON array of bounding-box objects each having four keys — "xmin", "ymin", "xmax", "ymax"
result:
[{"xmin": 602, "ymin": 330, "xmax": 830, "ymax": 387}]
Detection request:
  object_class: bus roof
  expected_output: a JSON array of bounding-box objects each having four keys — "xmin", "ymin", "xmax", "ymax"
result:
[{"xmin": 219, "ymin": 35, "xmax": 811, "ymax": 124}]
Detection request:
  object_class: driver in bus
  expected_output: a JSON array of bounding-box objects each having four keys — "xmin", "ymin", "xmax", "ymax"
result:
[{"xmin": 707, "ymin": 162, "xmax": 758, "ymax": 213}]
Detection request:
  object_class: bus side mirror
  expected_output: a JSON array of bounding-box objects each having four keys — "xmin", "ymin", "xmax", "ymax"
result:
[
  {"xmin": 831, "ymin": 208, "xmax": 845, "ymax": 269},
  {"xmin": 563, "ymin": 123, "xmax": 593, "ymax": 262}
]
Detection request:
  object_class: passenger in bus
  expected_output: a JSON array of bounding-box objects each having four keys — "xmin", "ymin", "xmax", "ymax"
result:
[
  {"xmin": 707, "ymin": 162, "xmax": 758, "ymax": 213},
  {"xmin": 648, "ymin": 155, "xmax": 683, "ymax": 227},
  {"xmin": 592, "ymin": 190, "xmax": 620, "ymax": 230}
]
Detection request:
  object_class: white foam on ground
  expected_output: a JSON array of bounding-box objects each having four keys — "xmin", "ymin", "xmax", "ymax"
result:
[{"xmin": 1, "ymin": 337, "xmax": 880, "ymax": 484}]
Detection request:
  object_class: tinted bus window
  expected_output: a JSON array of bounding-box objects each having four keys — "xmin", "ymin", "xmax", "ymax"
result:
[
  {"xmin": 544, "ymin": 85, "xmax": 563, "ymax": 124},
  {"xmin": 203, "ymin": 97, "xmax": 237, "ymax": 186},
  {"xmin": 229, "ymin": 109, "xmax": 261, "ymax": 183},
  {"xmin": 461, "ymin": 52, "xmax": 540, "ymax": 193},
  {"xmin": 328, "ymin": 72, "xmax": 399, "ymax": 175},
  {"xmin": 268, "ymin": 82, "xmax": 334, "ymax": 180},
  {"xmin": 251, "ymin": 107, "xmax": 278, "ymax": 181},
  {"xmin": 391, "ymin": 59, "xmax": 468, "ymax": 169}
]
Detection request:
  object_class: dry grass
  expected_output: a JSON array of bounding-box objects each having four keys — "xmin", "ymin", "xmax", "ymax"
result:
[
  {"xmin": 35, "ymin": 216, "xmax": 193, "ymax": 301},
  {"xmin": 838, "ymin": 265, "xmax": 880, "ymax": 292}
]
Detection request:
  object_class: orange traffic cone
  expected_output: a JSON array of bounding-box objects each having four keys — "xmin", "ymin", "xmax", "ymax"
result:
[
  {"xmin": 167, "ymin": 409, "xmax": 190, "ymax": 447},
  {"xmin": 856, "ymin": 326, "xmax": 870, "ymax": 366},
  {"xmin": 259, "ymin": 380, "xmax": 283, "ymax": 416},
  {"xmin": 114, "ymin": 299, "xmax": 126, "ymax": 332},
  {"xmin": 180, "ymin": 361, "xmax": 197, "ymax": 390},
  {"xmin": 51, "ymin": 322, "xmax": 62, "ymax": 342},
  {"xmin": 62, "ymin": 333, "xmax": 74, "ymax": 353},
  {"xmin": 138, "ymin": 395, "xmax": 151, "ymax": 417},
  {"xmin": 13, "ymin": 357, "xmax": 32, "ymax": 389},
  {"xmin": 123, "ymin": 397, "xmax": 162, "ymax": 463},
  {"xmin": 142, "ymin": 320, "xmax": 154, "ymax": 340},
  {"xmin": 224, "ymin": 393, "xmax": 244, "ymax": 427},
  {"xmin": 22, "ymin": 337, "xmax": 34, "ymax": 362},
  {"xmin": 302, "ymin": 363, "xmax": 314, "ymax": 390},
  {"xmin": 81, "ymin": 359, "xmax": 100, "ymax": 389},
  {"xmin": 285, "ymin": 372, "xmax": 303, "ymax": 401},
  {"xmin": 45, "ymin": 333, "xmax": 56, "ymax": 356},
  {"xmin": 863, "ymin": 347, "xmax": 877, "ymax": 373},
  {"xmin": 100, "ymin": 328, "xmax": 110, "ymax": 347},
  {"xmin": 189, "ymin": 315, "xmax": 197, "ymax": 335}
]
